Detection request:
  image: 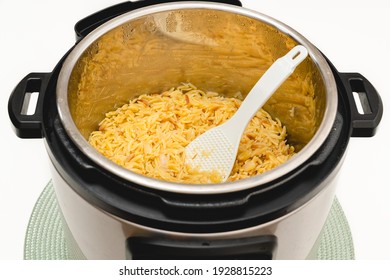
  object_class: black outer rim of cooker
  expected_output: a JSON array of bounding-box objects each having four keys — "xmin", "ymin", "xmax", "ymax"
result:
[{"xmin": 42, "ymin": 53, "xmax": 352, "ymax": 234}]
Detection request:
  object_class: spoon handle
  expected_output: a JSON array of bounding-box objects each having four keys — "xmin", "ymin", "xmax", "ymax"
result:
[{"xmin": 225, "ymin": 45, "xmax": 308, "ymax": 134}]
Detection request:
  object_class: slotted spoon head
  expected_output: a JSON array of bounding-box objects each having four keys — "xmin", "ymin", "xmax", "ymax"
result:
[
  {"xmin": 185, "ymin": 126, "xmax": 236, "ymax": 182},
  {"xmin": 185, "ymin": 45, "xmax": 308, "ymax": 182}
]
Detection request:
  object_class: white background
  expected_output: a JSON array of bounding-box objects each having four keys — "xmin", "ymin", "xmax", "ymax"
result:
[{"xmin": 0, "ymin": 0, "xmax": 388, "ymax": 260}]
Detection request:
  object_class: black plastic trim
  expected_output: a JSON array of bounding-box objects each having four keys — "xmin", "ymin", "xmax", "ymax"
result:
[
  {"xmin": 339, "ymin": 72, "xmax": 383, "ymax": 137},
  {"xmin": 8, "ymin": 72, "xmax": 51, "ymax": 139},
  {"xmin": 74, "ymin": 0, "xmax": 242, "ymax": 41},
  {"xmin": 127, "ymin": 235, "xmax": 276, "ymax": 259}
]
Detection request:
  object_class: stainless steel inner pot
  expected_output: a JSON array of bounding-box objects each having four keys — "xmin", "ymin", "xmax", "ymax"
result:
[{"xmin": 56, "ymin": 2, "xmax": 338, "ymax": 194}]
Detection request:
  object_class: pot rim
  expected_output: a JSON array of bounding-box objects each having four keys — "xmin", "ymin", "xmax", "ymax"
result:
[{"xmin": 56, "ymin": 2, "xmax": 338, "ymax": 194}]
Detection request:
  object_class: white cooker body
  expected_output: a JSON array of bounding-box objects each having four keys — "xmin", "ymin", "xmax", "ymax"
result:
[{"xmin": 49, "ymin": 152, "xmax": 344, "ymax": 260}]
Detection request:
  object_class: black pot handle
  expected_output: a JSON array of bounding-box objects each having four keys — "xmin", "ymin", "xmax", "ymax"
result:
[
  {"xmin": 339, "ymin": 72, "xmax": 383, "ymax": 137},
  {"xmin": 8, "ymin": 73, "xmax": 51, "ymax": 139},
  {"xmin": 127, "ymin": 235, "xmax": 276, "ymax": 259},
  {"xmin": 74, "ymin": 0, "xmax": 242, "ymax": 41}
]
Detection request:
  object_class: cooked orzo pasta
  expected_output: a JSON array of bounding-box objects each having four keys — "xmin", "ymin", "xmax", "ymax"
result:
[{"xmin": 88, "ymin": 83, "xmax": 295, "ymax": 184}]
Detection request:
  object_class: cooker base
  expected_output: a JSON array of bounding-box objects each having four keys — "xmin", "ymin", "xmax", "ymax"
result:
[{"xmin": 23, "ymin": 181, "xmax": 354, "ymax": 260}]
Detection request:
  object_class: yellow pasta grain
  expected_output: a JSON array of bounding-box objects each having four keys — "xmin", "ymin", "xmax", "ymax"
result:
[{"xmin": 88, "ymin": 84, "xmax": 295, "ymax": 184}]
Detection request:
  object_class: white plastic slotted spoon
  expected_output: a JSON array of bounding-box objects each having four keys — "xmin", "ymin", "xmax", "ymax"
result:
[{"xmin": 185, "ymin": 45, "xmax": 308, "ymax": 182}]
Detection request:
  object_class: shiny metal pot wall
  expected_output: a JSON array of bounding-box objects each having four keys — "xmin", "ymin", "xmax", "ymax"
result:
[{"xmin": 56, "ymin": 2, "xmax": 338, "ymax": 194}]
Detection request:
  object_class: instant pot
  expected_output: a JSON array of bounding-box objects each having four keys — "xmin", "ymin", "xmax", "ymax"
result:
[{"xmin": 8, "ymin": 0, "xmax": 382, "ymax": 259}]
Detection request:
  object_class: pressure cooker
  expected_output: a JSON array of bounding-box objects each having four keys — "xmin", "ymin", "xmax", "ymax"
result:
[{"xmin": 8, "ymin": 0, "xmax": 382, "ymax": 259}]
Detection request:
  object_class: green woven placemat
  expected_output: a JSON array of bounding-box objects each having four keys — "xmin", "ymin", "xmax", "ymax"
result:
[{"xmin": 24, "ymin": 181, "xmax": 354, "ymax": 260}]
